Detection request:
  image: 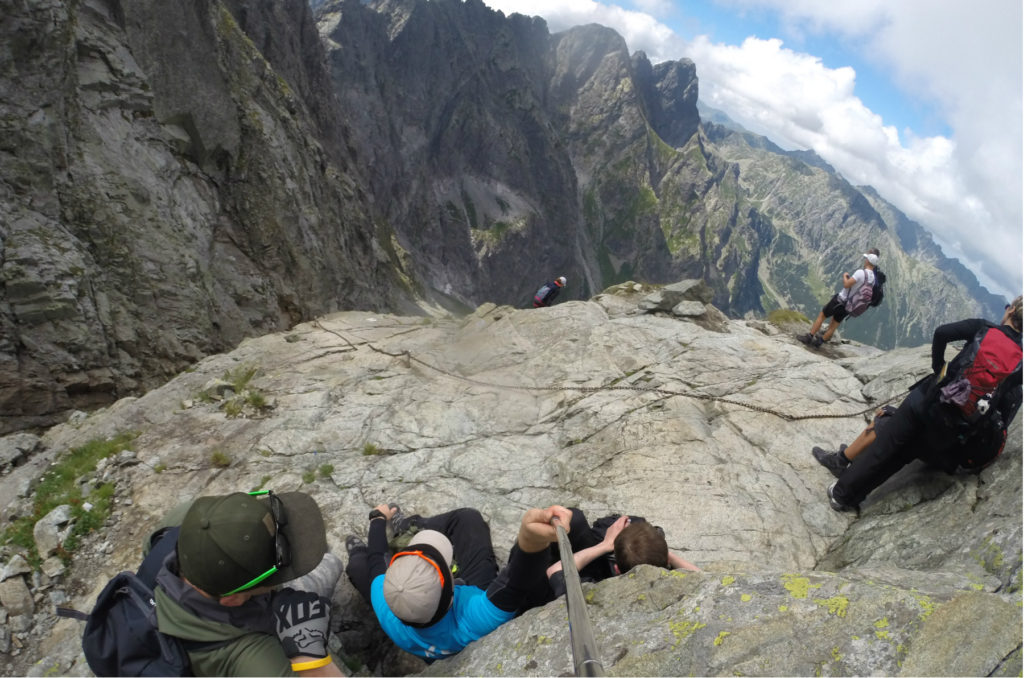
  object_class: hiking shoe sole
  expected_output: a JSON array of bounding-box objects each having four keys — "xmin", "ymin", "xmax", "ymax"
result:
[{"xmin": 827, "ymin": 481, "xmax": 857, "ymax": 513}]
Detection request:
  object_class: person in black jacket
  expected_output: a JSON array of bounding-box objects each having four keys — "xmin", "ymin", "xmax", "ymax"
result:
[
  {"xmin": 513, "ymin": 508, "xmax": 699, "ymax": 614},
  {"xmin": 533, "ymin": 276, "xmax": 567, "ymax": 307},
  {"xmin": 827, "ymin": 296, "xmax": 1023, "ymax": 512}
]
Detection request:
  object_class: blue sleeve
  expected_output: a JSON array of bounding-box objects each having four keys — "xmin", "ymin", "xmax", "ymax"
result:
[
  {"xmin": 451, "ymin": 586, "xmax": 515, "ymax": 643},
  {"xmin": 370, "ymin": 575, "xmax": 422, "ymax": 655}
]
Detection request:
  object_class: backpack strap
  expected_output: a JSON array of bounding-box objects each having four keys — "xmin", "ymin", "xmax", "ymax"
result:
[
  {"xmin": 137, "ymin": 526, "xmax": 180, "ymax": 588},
  {"xmin": 55, "ymin": 606, "xmax": 90, "ymax": 621}
]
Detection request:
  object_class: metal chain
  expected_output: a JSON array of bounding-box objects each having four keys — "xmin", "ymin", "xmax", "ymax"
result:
[{"xmin": 315, "ymin": 321, "xmax": 904, "ymax": 422}]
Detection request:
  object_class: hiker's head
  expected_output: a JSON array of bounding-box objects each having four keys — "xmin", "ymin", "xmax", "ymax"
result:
[
  {"xmin": 555, "ymin": 276, "xmax": 567, "ymax": 287},
  {"xmin": 612, "ymin": 520, "xmax": 669, "ymax": 574},
  {"xmin": 863, "ymin": 248, "xmax": 880, "ymax": 268},
  {"xmin": 383, "ymin": 530, "xmax": 455, "ymax": 626},
  {"xmin": 1004, "ymin": 295, "xmax": 1023, "ymax": 331},
  {"xmin": 176, "ymin": 491, "xmax": 327, "ymax": 600}
]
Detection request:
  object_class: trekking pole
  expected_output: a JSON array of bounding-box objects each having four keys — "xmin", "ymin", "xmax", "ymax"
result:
[{"xmin": 552, "ymin": 517, "xmax": 605, "ymax": 677}]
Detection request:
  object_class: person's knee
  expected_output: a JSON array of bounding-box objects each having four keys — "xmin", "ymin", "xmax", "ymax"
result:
[
  {"xmin": 454, "ymin": 507, "xmax": 484, "ymax": 521},
  {"xmin": 450, "ymin": 507, "xmax": 488, "ymax": 532}
]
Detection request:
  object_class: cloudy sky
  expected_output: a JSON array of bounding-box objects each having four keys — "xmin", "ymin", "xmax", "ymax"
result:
[{"xmin": 482, "ymin": 0, "xmax": 1022, "ymax": 299}]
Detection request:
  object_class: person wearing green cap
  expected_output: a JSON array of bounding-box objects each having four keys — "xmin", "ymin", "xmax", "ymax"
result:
[{"xmin": 146, "ymin": 490, "xmax": 345, "ymax": 676}]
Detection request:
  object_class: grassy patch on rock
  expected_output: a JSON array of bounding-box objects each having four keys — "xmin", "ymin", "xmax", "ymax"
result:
[
  {"xmin": 1, "ymin": 432, "xmax": 138, "ymax": 568},
  {"xmin": 766, "ymin": 308, "xmax": 810, "ymax": 327}
]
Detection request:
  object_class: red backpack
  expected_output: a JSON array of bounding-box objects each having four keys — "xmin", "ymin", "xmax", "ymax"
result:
[{"xmin": 939, "ymin": 325, "xmax": 1022, "ymax": 422}]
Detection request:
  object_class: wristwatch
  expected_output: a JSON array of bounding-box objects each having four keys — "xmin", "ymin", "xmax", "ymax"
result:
[{"xmin": 368, "ymin": 509, "xmax": 387, "ymax": 521}]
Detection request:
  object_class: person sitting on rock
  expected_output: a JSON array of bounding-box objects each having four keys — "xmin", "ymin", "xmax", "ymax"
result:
[
  {"xmin": 799, "ymin": 248, "xmax": 880, "ymax": 347},
  {"xmin": 344, "ymin": 503, "xmax": 571, "ymax": 661},
  {"xmin": 533, "ymin": 276, "xmax": 567, "ymax": 307},
  {"xmin": 149, "ymin": 491, "xmax": 346, "ymax": 676},
  {"xmin": 538, "ymin": 509, "xmax": 699, "ymax": 605},
  {"xmin": 826, "ymin": 296, "xmax": 1023, "ymax": 512}
]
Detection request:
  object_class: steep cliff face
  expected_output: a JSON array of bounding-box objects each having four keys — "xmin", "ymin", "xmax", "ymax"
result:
[
  {"xmin": 319, "ymin": 0, "xmax": 591, "ymax": 308},
  {"xmin": 0, "ymin": 0, "xmax": 405, "ymax": 434},
  {"xmin": 3, "ymin": 291, "xmax": 1019, "ymax": 675}
]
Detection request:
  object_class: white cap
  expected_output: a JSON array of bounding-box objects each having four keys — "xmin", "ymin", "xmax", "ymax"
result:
[{"xmin": 863, "ymin": 253, "xmax": 879, "ymax": 266}]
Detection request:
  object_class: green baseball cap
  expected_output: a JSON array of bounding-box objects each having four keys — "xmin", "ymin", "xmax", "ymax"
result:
[{"xmin": 177, "ymin": 491, "xmax": 327, "ymax": 597}]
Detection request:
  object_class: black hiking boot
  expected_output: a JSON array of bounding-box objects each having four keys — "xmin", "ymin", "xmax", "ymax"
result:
[
  {"xmin": 812, "ymin": 446, "xmax": 850, "ymax": 478},
  {"xmin": 827, "ymin": 481, "xmax": 858, "ymax": 513},
  {"xmin": 797, "ymin": 333, "xmax": 814, "ymax": 345},
  {"xmin": 389, "ymin": 503, "xmax": 423, "ymax": 539},
  {"xmin": 345, "ymin": 535, "xmax": 366, "ymax": 555},
  {"xmin": 811, "ymin": 333, "xmax": 825, "ymax": 347}
]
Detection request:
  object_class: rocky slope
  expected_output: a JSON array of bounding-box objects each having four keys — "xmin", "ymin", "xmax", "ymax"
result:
[{"xmin": 1, "ymin": 285, "xmax": 1019, "ymax": 676}]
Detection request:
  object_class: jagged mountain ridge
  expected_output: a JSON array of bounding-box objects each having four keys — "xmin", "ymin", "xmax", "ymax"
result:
[
  {"xmin": 315, "ymin": 0, "xmax": 1003, "ymax": 342},
  {"xmin": 0, "ymin": 0, "xmax": 1005, "ymax": 436}
]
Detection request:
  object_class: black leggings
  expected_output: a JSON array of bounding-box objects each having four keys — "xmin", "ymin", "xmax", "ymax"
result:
[
  {"xmin": 834, "ymin": 385, "xmax": 955, "ymax": 506},
  {"xmin": 346, "ymin": 508, "xmax": 498, "ymax": 603}
]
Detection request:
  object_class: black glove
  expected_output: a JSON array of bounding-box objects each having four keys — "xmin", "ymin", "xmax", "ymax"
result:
[{"xmin": 273, "ymin": 588, "xmax": 330, "ymax": 659}]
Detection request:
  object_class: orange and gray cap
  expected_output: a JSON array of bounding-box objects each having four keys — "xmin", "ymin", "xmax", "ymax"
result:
[{"xmin": 382, "ymin": 530, "xmax": 455, "ymax": 626}]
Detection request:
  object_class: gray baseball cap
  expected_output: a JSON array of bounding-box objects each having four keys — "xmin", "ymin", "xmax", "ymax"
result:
[{"xmin": 382, "ymin": 530, "xmax": 454, "ymax": 625}]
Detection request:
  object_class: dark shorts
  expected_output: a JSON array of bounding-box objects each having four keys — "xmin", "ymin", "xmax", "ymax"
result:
[{"xmin": 822, "ymin": 294, "xmax": 849, "ymax": 322}]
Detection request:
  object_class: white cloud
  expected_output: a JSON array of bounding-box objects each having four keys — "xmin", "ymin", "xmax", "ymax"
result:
[
  {"xmin": 486, "ymin": 0, "xmax": 683, "ymax": 61},
  {"xmin": 483, "ymin": 0, "xmax": 1022, "ymax": 298}
]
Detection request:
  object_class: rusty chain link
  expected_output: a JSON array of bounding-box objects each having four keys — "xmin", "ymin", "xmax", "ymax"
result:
[{"xmin": 315, "ymin": 321, "xmax": 904, "ymax": 422}]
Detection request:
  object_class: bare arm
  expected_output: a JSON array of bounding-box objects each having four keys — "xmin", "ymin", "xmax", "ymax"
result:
[
  {"xmin": 667, "ymin": 552, "xmax": 700, "ymax": 572},
  {"xmin": 546, "ymin": 515, "xmax": 628, "ymax": 578}
]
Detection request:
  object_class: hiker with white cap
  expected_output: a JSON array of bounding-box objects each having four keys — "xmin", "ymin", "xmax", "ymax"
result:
[
  {"xmin": 345, "ymin": 504, "xmax": 572, "ymax": 660},
  {"xmin": 532, "ymin": 275, "xmax": 567, "ymax": 307},
  {"xmin": 799, "ymin": 247, "xmax": 882, "ymax": 348}
]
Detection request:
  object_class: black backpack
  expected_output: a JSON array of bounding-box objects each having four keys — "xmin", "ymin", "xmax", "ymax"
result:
[
  {"xmin": 868, "ymin": 268, "xmax": 886, "ymax": 307},
  {"xmin": 57, "ymin": 527, "xmax": 212, "ymax": 676}
]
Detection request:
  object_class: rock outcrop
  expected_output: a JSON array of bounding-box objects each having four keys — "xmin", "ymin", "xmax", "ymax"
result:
[
  {"xmin": 2, "ymin": 285, "xmax": 1018, "ymax": 676},
  {"xmin": 0, "ymin": 0, "xmax": 407, "ymax": 434}
]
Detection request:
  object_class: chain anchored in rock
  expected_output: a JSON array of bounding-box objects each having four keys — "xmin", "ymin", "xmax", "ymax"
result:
[{"xmin": 314, "ymin": 321, "xmax": 902, "ymax": 422}]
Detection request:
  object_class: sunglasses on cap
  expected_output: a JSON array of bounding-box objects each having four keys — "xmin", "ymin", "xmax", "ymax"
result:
[{"xmin": 223, "ymin": 490, "xmax": 292, "ymax": 596}]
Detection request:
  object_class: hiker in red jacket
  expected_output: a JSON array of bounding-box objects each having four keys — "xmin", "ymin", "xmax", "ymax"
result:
[{"xmin": 825, "ymin": 296, "xmax": 1023, "ymax": 512}]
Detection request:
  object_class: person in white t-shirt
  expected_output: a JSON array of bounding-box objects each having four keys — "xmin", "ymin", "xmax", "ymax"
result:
[{"xmin": 799, "ymin": 248, "xmax": 880, "ymax": 347}]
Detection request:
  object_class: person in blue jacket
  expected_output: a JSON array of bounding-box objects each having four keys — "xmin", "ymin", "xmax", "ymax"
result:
[
  {"xmin": 344, "ymin": 504, "xmax": 571, "ymax": 660},
  {"xmin": 533, "ymin": 276, "xmax": 567, "ymax": 307}
]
